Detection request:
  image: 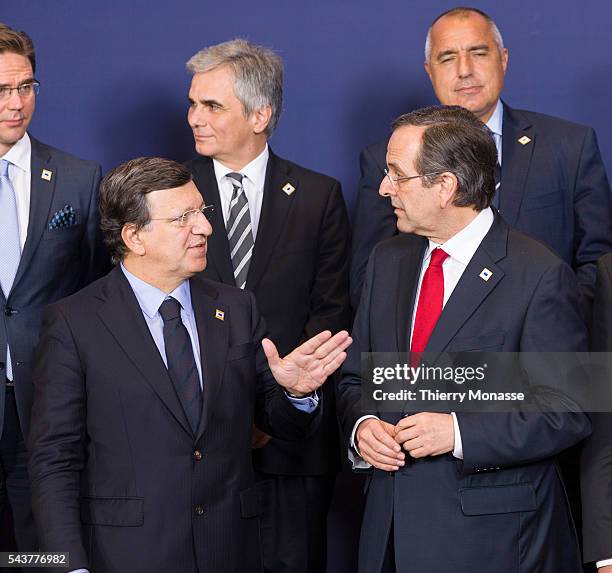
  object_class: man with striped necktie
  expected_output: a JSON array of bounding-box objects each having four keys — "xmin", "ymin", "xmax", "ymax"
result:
[{"xmin": 186, "ymin": 39, "xmax": 351, "ymax": 573}]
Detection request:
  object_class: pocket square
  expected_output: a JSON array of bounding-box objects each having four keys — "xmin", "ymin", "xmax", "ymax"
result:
[{"xmin": 48, "ymin": 204, "xmax": 77, "ymax": 230}]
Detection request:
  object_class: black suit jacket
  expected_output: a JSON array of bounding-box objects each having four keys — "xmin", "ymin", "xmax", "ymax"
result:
[
  {"xmin": 350, "ymin": 103, "xmax": 612, "ymax": 311},
  {"xmin": 188, "ymin": 150, "xmax": 351, "ymax": 475},
  {"xmin": 339, "ymin": 215, "xmax": 591, "ymax": 572},
  {"xmin": 0, "ymin": 136, "xmax": 107, "ymax": 440},
  {"xmin": 581, "ymin": 253, "xmax": 612, "ymax": 564},
  {"xmin": 28, "ymin": 267, "xmax": 316, "ymax": 573}
]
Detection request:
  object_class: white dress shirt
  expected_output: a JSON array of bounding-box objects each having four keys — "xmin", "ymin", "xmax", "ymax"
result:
[
  {"xmin": 212, "ymin": 145, "xmax": 268, "ymax": 239},
  {"xmin": 350, "ymin": 208, "xmax": 495, "ymax": 467},
  {"xmin": 1, "ymin": 132, "xmax": 32, "ymax": 249},
  {"xmin": 486, "ymin": 99, "xmax": 503, "ymax": 166}
]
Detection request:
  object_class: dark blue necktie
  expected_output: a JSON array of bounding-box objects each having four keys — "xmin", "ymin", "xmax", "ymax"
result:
[{"xmin": 158, "ymin": 297, "xmax": 202, "ymax": 433}]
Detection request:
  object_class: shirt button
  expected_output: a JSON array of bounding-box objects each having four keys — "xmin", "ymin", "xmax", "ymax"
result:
[
  {"xmin": 195, "ymin": 505, "xmax": 205, "ymax": 516},
  {"xmin": 193, "ymin": 450, "xmax": 203, "ymax": 461}
]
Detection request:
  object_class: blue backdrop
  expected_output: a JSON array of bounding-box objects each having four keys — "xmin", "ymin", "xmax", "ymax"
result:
[
  {"xmin": 5, "ymin": 1, "xmax": 612, "ymax": 216},
  {"xmin": 4, "ymin": 3, "xmax": 611, "ymax": 570}
]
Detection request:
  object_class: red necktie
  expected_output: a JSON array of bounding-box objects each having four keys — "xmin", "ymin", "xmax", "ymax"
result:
[{"xmin": 410, "ymin": 248, "xmax": 449, "ymax": 367}]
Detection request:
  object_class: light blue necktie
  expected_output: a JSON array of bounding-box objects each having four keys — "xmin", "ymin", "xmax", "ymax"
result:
[{"xmin": 0, "ymin": 159, "xmax": 21, "ymax": 380}]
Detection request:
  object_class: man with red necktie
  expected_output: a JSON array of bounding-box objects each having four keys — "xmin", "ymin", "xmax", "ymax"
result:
[{"xmin": 338, "ymin": 105, "xmax": 590, "ymax": 573}]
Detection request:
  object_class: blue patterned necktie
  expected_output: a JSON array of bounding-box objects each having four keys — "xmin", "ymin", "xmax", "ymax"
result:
[
  {"xmin": 158, "ymin": 297, "xmax": 203, "ymax": 433},
  {"xmin": 0, "ymin": 159, "xmax": 21, "ymax": 380}
]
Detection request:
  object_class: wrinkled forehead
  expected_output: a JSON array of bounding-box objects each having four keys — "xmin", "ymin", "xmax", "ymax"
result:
[{"xmin": 430, "ymin": 13, "xmax": 497, "ymax": 54}]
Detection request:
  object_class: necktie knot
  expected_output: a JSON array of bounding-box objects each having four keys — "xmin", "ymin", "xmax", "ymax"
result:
[
  {"xmin": 227, "ymin": 172, "xmax": 244, "ymax": 186},
  {"xmin": 159, "ymin": 297, "xmax": 182, "ymax": 322},
  {"xmin": 0, "ymin": 159, "xmax": 10, "ymax": 178},
  {"xmin": 429, "ymin": 248, "xmax": 449, "ymax": 268}
]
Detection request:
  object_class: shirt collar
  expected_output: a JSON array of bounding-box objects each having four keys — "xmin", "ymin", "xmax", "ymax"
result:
[
  {"xmin": 485, "ymin": 100, "xmax": 503, "ymax": 138},
  {"xmin": 212, "ymin": 144, "xmax": 269, "ymax": 189},
  {"xmin": 1, "ymin": 132, "xmax": 31, "ymax": 173},
  {"xmin": 426, "ymin": 207, "xmax": 495, "ymax": 266},
  {"xmin": 120, "ymin": 263, "xmax": 193, "ymax": 319}
]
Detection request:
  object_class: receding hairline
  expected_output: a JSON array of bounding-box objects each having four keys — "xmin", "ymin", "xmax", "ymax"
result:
[{"xmin": 425, "ymin": 8, "xmax": 505, "ymax": 62}]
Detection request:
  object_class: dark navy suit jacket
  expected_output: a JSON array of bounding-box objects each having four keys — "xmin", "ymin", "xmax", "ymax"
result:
[
  {"xmin": 339, "ymin": 215, "xmax": 591, "ymax": 573},
  {"xmin": 0, "ymin": 136, "xmax": 107, "ymax": 441},
  {"xmin": 350, "ymin": 103, "xmax": 612, "ymax": 312}
]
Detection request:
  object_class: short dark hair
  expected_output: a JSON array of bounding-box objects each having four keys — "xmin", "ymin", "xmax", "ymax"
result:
[
  {"xmin": 392, "ymin": 105, "xmax": 497, "ymax": 210},
  {"xmin": 100, "ymin": 157, "xmax": 192, "ymax": 264},
  {"xmin": 0, "ymin": 23, "xmax": 36, "ymax": 73}
]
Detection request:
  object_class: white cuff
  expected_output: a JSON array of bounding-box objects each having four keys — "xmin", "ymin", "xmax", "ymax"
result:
[
  {"xmin": 596, "ymin": 558, "xmax": 612, "ymax": 568},
  {"xmin": 451, "ymin": 412, "xmax": 463, "ymax": 459}
]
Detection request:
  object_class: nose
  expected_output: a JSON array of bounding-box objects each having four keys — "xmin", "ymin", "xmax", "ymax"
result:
[
  {"xmin": 379, "ymin": 173, "xmax": 395, "ymax": 198},
  {"xmin": 7, "ymin": 88, "xmax": 24, "ymax": 109},
  {"xmin": 457, "ymin": 53, "xmax": 473, "ymax": 79},
  {"xmin": 188, "ymin": 104, "xmax": 207, "ymax": 129},
  {"xmin": 192, "ymin": 209, "xmax": 213, "ymax": 237}
]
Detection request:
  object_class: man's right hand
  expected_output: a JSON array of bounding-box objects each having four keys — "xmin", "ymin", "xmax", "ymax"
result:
[{"xmin": 355, "ymin": 418, "xmax": 405, "ymax": 471}]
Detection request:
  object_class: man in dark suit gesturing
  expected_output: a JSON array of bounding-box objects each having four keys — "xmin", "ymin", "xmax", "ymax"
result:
[
  {"xmin": 0, "ymin": 23, "xmax": 106, "ymax": 554},
  {"xmin": 185, "ymin": 40, "xmax": 351, "ymax": 573},
  {"xmin": 350, "ymin": 7, "xmax": 612, "ymax": 310},
  {"xmin": 27, "ymin": 157, "xmax": 351, "ymax": 573},
  {"xmin": 338, "ymin": 106, "xmax": 590, "ymax": 573}
]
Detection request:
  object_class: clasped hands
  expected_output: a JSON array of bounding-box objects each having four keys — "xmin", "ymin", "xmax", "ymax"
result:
[
  {"xmin": 355, "ymin": 413, "xmax": 455, "ymax": 471},
  {"xmin": 262, "ymin": 330, "xmax": 352, "ymax": 397}
]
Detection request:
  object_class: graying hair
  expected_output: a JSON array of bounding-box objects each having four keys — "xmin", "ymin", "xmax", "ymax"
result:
[
  {"xmin": 391, "ymin": 105, "xmax": 497, "ymax": 210},
  {"xmin": 186, "ymin": 38, "xmax": 283, "ymax": 137},
  {"xmin": 424, "ymin": 7, "xmax": 505, "ymax": 62}
]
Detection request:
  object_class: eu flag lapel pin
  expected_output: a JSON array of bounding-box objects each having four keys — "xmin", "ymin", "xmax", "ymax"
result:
[
  {"xmin": 282, "ymin": 182, "xmax": 296, "ymax": 196},
  {"xmin": 41, "ymin": 169, "xmax": 53, "ymax": 181},
  {"xmin": 479, "ymin": 268, "xmax": 493, "ymax": 282},
  {"xmin": 518, "ymin": 136, "xmax": 531, "ymax": 146},
  {"xmin": 215, "ymin": 309, "xmax": 225, "ymax": 321}
]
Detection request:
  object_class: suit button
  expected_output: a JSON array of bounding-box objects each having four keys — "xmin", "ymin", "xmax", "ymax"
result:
[
  {"xmin": 193, "ymin": 450, "xmax": 202, "ymax": 461},
  {"xmin": 5, "ymin": 307, "xmax": 15, "ymax": 316},
  {"xmin": 194, "ymin": 505, "xmax": 205, "ymax": 516}
]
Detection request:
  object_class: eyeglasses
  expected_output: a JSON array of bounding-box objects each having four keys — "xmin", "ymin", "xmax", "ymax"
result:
[
  {"xmin": 0, "ymin": 81, "xmax": 40, "ymax": 101},
  {"xmin": 383, "ymin": 168, "xmax": 440, "ymax": 189},
  {"xmin": 151, "ymin": 204, "xmax": 215, "ymax": 227}
]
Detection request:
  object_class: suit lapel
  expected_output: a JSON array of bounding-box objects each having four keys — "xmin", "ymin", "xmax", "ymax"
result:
[
  {"xmin": 246, "ymin": 151, "xmax": 295, "ymax": 291},
  {"xmin": 190, "ymin": 157, "xmax": 235, "ymax": 284},
  {"xmin": 12, "ymin": 137, "xmax": 57, "ymax": 292},
  {"xmin": 395, "ymin": 237, "xmax": 428, "ymax": 353},
  {"xmin": 96, "ymin": 267, "xmax": 193, "ymax": 437},
  {"xmin": 424, "ymin": 216, "xmax": 508, "ymax": 358},
  {"xmin": 190, "ymin": 278, "xmax": 229, "ymax": 441},
  {"xmin": 500, "ymin": 103, "xmax": 536, "ymax": 226}
]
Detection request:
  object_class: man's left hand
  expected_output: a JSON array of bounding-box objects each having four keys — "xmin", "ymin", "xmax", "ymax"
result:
[
  {"xmin": 263, "ymin": 330, "xmax": 352, "ymax": 397},
  {"xmin": 394, "ymin": 412, "xmax": 455, "ymax": 458}
]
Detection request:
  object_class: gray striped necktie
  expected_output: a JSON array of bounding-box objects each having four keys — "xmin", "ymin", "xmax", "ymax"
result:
[
  {"xmin": 0, "ymin": 159, "xmax": 21, "ymax": 381},
  {"xmin": 226, "ymin": 172, "xmax": 254, "ymax": 289}
]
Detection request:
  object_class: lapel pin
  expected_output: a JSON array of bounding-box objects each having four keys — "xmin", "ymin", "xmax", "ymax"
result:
[
  {"xmin": 215, "ymin": 309, "xmax": 225, "ymax": 321},
  {"xmin": 479, "ymin": 268, "xmax": 493, "ymax": 282},
  {"xmin": 518, "ymin": 136, "xmax": 531, "ymax": 146},
  {"xmin": 282, "ymin": 182, "xmax": 296, "ymax": 196},
  {"xmin": 41, "ymin": 169, "xmax": 53, "ymax": 181}
]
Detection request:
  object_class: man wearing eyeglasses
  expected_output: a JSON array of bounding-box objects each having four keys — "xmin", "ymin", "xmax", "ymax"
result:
[
  {"xmin": 338, "ymin": 105, "xmax": 590, "ymax": 573},
  {"xmin": 350, "ymin": 7, "xmax": 612, "ymax": 316},
  {"xmin": 0, "ymin": 22, "xmax": 107, "ymax": 558},
  {"xmin": 27, "ymin": 157, "xmax": 351, "ymax": 573},
  {"xmin": 185, "ymin": 40, "xmax": 351, "ymax": 573}
]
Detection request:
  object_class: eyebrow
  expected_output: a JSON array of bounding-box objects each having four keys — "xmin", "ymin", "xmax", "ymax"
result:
[
  {"xmin": 0, "ymin": 77, "xmax": 36, "ymax": 88},
  {"xmin": 187, "ymin": 95, "xmax": 226, "ymax": 108},
  {"xmin": 436, "ymin": 44, "xmax": 491, "ymax": 60}
]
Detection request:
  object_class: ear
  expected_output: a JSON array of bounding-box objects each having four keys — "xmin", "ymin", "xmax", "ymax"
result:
[
  {"xmin": 121, "ymin": 224, "xmax": 146, "ymax": 256},
  {"xmin": 437, "ymin": 172, "xmax": 458, "ymax": 209},
  {"xmin": 500, "ymin": 47, "xmax": 509, "ymax": 74},
  {"xmin": 251, "ymin": 105, "xmax": 272, "ymax": 135}
]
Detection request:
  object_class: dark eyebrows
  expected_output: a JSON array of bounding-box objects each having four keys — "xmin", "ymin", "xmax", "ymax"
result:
[
  {"xmin": 0, "ymin": 77, "xmax": 36, "ymax": 89},
  {"xmin": 436, "ymin": 43, "xmax": 491, "ymax": 60}
]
